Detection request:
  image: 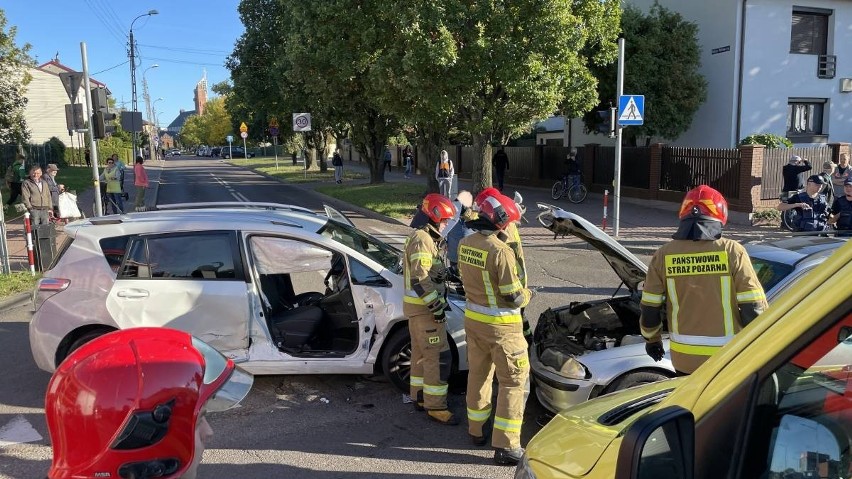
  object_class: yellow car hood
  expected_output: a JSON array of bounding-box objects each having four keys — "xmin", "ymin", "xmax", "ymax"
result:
[{"xmin": 526, "ymin": 378, "xmax": 684, "ymax": 477}]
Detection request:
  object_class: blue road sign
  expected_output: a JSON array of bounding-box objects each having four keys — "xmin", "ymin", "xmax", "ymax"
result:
[{"xmin": 617, "ymin": 95, "xmax": 644, "ymax": 126}]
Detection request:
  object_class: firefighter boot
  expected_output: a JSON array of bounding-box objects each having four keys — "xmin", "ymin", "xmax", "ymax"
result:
[
  {"xmin": 494, "ymin": 447, "xmax": 524, "ymax": 466},
  {"xmin": 426, "ymin": 409, "xmax": 460, "ymax": 426},
  {"xmin": 413, "ymin": 391, "xmax": 425, "ymax": 412}
]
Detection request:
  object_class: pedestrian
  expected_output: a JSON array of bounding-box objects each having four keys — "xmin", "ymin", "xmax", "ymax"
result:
[
  {"xmin": 458, "ymin": 191, "xmax": 533, "ymax": 466},
  {"xmin": 781, "ymin": 155, "xmax": 812, "ymax": 200},
  {"xmin": 403, "ymin": 145, "xmax": 414, "ymax": 178},
  {"xmin": 100, "ymin": 157, "xmax": 124, "ymax": 214},
  {"xmin": 112, "ymin": 153, "xmax": 128, "ymax": 200},
  {"xmin": 444, "ymin": 190, "xmax": 475, "ymax": 275},
  {"xmin": 292, "ymin": 150, "xmax": 298, "ymax": 166},
  {"xmin": 22, "ymin": 166, "xmax": 52, "ymax": 226},
  {"xmin": 832, "ymin": 153, "xmax": 850, "ymax": 199},
  {"xmin": 44, "ymin": 327, "xmax": 252, "ymax": 479},
  {"xmin": 828, "ymin": 178, "xmax": 852, "ymax": 237},
  {"xmin": 435, "ymin": 150, "xmax": 455, "ymax": 197},
  {"xmin": 44, "ymin": 164, "xmax": 62, "ymax": 218},
  {"xmin": 84, "ymin": 148, "xmax": 91, "ymax": 167},
  {"xmin": 777, "ymin": 175, "xmax": 830, "ymax": 232},
  {"xmin": 641, "ymin": 185, "xmax": 768, "ymax": 375},
  {"xmin": 332, "ymin": 148, "xmax": 344, "ymax": 184},
  {"xmin": 492, "ymin": 147, "xmax": 509, "ymax": 191},
  {"xmin": 134, "ymin": 156, "xmax": 149, "ymax": 211},
  {"xmin": 820, "ymin": 161, "xmax": 835, "ymax": 207},
  {"xmin": 5, "ymin": 153, "xmax": 26, "ymax": 206},
  {"xmin": 383, "ymin": 145, "xmax": 393, "ymax": 173},
  {"xmin": 403, "ymin": 193, "xmax": 459, "ymax": 425}
]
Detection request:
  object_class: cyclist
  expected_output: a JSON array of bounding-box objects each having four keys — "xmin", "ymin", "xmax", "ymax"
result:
[{"xmin": 565, "ymin": 148, "xmax": 581, "ymax": 186}]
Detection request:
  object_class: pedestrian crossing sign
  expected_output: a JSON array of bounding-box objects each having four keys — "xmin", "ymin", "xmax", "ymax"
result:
[{"xmin": 618, "ymin": 95, "xmax": 644, "ymax": 126}]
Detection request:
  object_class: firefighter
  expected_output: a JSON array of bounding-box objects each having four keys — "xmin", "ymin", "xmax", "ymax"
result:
[
  {"xmin": 44, "ymin": 328, "xmax": 253, "ymax": 479},
  {"xmin": 403, "ymin": 193, "xmax": 459, "ymax": 425},
  {"xmin": 640, "ymin": 185, "xmax": 768, "ymax": 375},
  {"xmin": 458, "ymin": 191, "xmax": 534, "ymax": 466}
]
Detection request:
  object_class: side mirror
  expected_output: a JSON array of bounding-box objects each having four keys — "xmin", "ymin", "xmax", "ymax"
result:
[
  {"xmin": 838, "ymin": 326, "xmax": 852, "ymax": 343},
  {"xmin": 615, "ymin": 406, "xmax": 694, "ymax": 479}
]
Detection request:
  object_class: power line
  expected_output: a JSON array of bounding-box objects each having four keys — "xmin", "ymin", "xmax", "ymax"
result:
[
  {"xmin": 138, "ymin": 43, "xmax": 232, "ymax": 56},
  {"xmin": 82, "ymin": 0, "xmax": 126, "ymax": 47},
  {"xmin": 92, "ymin": 60, "xmax": 130, "ymax": 75}
]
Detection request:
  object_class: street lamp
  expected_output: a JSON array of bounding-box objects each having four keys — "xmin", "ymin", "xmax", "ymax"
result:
[
  {"xmin": 150, "ymin": 96, "xmax": 163, "ymax": 160},
  {"xmin": 129, "ymin": 9, "xmax": 158, "ymax": 158}
]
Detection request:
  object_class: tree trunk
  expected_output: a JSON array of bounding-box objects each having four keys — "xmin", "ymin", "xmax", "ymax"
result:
[
  {"xmin": 470, "ymin": 133, "xmax": 493, "ymax": 195},
  {"xmin": 416, "ymin": 129, "xmax": 442, "ymax": 193}
]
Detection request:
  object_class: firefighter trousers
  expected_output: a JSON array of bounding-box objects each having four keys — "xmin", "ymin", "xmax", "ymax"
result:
[
  {"xmin": 464, "ymin": 318, "xmax": 529, "ymax": 450},
  {"xmin": 406, "ymin": 306, "xmax": 450, "ymax": 410}
]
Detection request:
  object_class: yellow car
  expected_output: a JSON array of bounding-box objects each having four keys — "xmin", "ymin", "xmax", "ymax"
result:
[{"xmin": 519, "ymin": 241, "xmax": 852, "ymax": 479}]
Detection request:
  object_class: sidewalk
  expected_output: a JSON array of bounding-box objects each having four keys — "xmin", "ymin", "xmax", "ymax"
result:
[{"xmin": 1, "ymin": 162, "xmax": 164, "ymax": 273}]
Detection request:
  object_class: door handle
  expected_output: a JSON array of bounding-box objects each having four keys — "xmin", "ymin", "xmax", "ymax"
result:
[{"xmin": 117, "ymin": 290, "xmax": 150, "ymax": 299}]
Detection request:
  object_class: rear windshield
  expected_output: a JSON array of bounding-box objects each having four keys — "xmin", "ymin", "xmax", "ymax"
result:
[
  {"xmin": 48, "ymin": 236, "xmax": 74, "ymax": 270},
  {"xmin": 751, "ymin": 257, "xmax": 795, "ymax": 293},
  {"xmin": 99, "ymin": 235, "xmax": 132, "ymax": 272}
]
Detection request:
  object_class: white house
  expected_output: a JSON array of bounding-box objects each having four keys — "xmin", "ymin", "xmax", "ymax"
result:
[{"xmin": 627, "ymin": 0, "xmax": 852, "ymax": 147}]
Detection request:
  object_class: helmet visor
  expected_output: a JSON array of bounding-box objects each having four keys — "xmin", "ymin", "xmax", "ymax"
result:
[{"xmin": 191, "ymin": 337, "xmax": 254, "ymax": 412}]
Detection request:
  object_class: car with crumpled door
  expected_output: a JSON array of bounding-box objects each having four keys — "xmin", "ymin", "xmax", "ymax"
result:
[
  {"xmin": 29, "ymin": 202, "xmax": 468, "ymax": 392},
  {"xmin": 515, "ymin": 239, "xmax": 852, "ymax": 479},
  {"xmin": 531, "ymin": 203, "xmax": 847, "ymax": 413}
]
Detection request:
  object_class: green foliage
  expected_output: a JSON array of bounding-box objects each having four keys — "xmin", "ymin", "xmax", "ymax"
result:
[
  {"xmin": 179, "ymin": 97, "xmax": 231, "ymax": 147},
  {"xmin": 0, "ymin": 272, "xmax": 40, "ymax": 297},
  {"xmin": 0, "ymin": 10, "xmax": 34, "ymax": 144},
  {"xmin": 739, "ymin": 133, "xmax": 793, "ymax": 148},
  {"xmin": 316, "ymin": 183, "xmax": 426, "ymax": 219},
  {"xmin": 751, "ymin": 208, "xmax": 780, "ymax": 224},
  {"xmin": 583, "ymin": 2, "xmax": 707, "ymax": 142},
  {"xmin": 45, "ymin": 137, "xmax": 67, "ymax": 167}
]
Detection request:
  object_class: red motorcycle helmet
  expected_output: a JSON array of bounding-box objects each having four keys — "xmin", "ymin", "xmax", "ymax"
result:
[
  {"xmin": 678, "ymin": 184, "xmax": 729, "ymax": 225},
  {"xmin": 45, "ymin": 328, "xmax": 253, "ymax": 479},
  {"xmin": 476, "ymin": 192, "xmax": 521, "ymax": 230},
  {"xmin": 421, "ymin": 193, "xmax": 457, "ymax": 224}
]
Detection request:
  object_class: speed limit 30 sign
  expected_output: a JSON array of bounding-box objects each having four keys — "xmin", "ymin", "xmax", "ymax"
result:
[{"xmin": 293, "ymin": 113, "xmax": 312, "ymax": 132}]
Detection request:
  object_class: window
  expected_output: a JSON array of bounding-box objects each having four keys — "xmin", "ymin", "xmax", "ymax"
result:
[
  {"xmin": 349, "ymin": 257, "xmax": 391, "ymax": 287},
  {"xmin": 99, "ymin": 235, "xmax": 132, "ymax": 273},
  {"xmin": 118, "ymin": 233, "xmax": 237, "ymax": 279},
  {"xmin": 787, "ymin": 99, "xmax": 826, "ymax": 138},
  {"xmin": 790, "ymin": 9, "xmax": 830, "ymax": 55}
]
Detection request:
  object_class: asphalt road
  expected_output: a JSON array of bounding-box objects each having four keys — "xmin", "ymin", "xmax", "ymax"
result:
[{"xmin": 0, "ymin": 156, "xmax": 650, "ymax": 478}]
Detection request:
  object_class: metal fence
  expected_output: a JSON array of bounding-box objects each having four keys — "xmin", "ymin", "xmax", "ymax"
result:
[
  {"xmin": 660, "ymin": 147, "xmax": 741, "ymax": 197},
  {"xmin": 761, "ymin": 147, "xmax": 835, "ymax": 200}
]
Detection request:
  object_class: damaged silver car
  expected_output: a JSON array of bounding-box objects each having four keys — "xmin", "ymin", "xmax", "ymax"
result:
[{"xmin": 531, "ymin": 203, "xmax": 846, "ymax": 413}]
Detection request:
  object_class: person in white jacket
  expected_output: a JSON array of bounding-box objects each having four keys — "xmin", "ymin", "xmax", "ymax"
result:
[{"xmin": 435, "ymin": 150, "xmax": 455, "ymax": 197}]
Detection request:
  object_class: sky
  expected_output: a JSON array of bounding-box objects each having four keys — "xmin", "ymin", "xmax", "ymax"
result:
[{"xmin": 3, "ymin": 0, "xmax": 245, "ymax": 129}]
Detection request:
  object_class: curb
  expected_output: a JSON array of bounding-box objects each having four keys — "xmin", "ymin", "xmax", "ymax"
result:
[{"xmin": 0, "ymin": 291, "xmax": 31, "ymax": 312}]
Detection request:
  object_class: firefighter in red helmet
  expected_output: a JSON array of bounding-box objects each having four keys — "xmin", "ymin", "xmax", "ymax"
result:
[
  {"xmin": 458, "ymin": 191, "xmax": 533, "ymax": 466},
  {"xmin": 45, "ymin": 327, "xmax": 253, "ymax": 479},
  {"xmin": 640, "ymin": 185, "xmax": 768, "ymax": 375},
  {"xmin": 403, "ymin": 193, "xmax": 459, "ymax": 425}
]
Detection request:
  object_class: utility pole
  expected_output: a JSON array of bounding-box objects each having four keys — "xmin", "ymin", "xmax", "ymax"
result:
[{"xmin": 128, "ymin": 10, "xmax": 158, "ymax": 159}]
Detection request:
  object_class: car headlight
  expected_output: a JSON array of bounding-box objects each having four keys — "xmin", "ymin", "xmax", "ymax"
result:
[
  {"xmin": 540, "ymin": 348, "xmax": 588, "ymax": 380},
  {"xmin": 514, "ymin": 454, "xmax": 537, "ymax": 479}
]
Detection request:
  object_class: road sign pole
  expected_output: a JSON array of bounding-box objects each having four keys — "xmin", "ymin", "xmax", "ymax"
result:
[
  {"xmin": 81, "ymin": 42, "xmax": 103, "ymax": 217},
  {"xmin": 273, "ymin": 136, "xmax": 279, "ymax": 170},
  {"xmin": 613, "ymin": 37, "xmax": 625, "ymax": 238}
]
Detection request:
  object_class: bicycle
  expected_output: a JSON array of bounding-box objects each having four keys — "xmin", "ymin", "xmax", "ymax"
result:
[
  {"xmin": 551, "ymin": 173, "xmax": 588, "ymax": 203},
  {"xmin": 93, "ymin": 184, "xmax": 124, "ymax": 216}
]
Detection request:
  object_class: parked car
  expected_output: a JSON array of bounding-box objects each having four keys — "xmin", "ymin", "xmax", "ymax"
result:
[
  {"xmin": 196, "ymin": 146, "xmax": 209, "ymax": 156},
  {"xmin": 29, "ymin": 202, "xmax": 468, "ymax": 392},
  {"xmin": 530, "ymin": 203, "xmax": 848, "ymax": 413},
  {"xmin": 517, "ymin": 240, "xmax": 852, "ymax": 479},
  {"xmin": 209, "ymin": 146, "xmax": 222, "ymax": 157},
  {"xmin": 221, "ymin": 146, "xmax": 256, "ymax": 159}
]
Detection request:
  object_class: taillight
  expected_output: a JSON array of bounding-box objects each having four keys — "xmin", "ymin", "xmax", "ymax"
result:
[{"xmin": 33, "ymin": 278, "xmax": 70, "ymax": 311}]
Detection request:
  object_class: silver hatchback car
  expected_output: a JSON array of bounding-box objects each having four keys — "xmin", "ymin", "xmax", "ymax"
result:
[
  {"xmin": 29, "ymin": 202, "xmax": 468, "ymax": 392},
  {"xmin": 531, "ymin": 203, "xmax": 847, "ymax": 413}
]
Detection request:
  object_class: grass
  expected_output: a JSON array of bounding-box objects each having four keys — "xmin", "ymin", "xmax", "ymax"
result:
[
  {"xmin": 0, "ymin": 272, "xmax": 39, "ymax": 298},
  {"xmin": 231, "ymin": 157, "xmax": 366, "ymax": 184},
  {"xmin": 3, "ymin": 165, "xmax": 96, "ymax": 219},
  {"xmin": 316, "ymin": 182, "xmax": 426, "ymax": 219}
]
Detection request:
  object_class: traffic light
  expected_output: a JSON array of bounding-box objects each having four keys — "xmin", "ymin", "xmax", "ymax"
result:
[
  {"xmin": 92, "ymin": 111, "xmax": 117, "ymax": 139},
  {"xmin": 595, "ymin": 108, "xmax": 617, "ymax": 138},
  {"xmin": 91, "ymin": 87, "xmax": 107, "ymax": 113}
]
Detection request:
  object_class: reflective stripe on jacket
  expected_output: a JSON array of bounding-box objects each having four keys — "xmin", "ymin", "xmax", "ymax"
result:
[
  {"xmin": 458, "ymin": 231, "xmax": 530, "ymax": 324},
  {"xmin": 639, "ymin": 238, "xmax": 768, "ymax": 373},
  {"xmin": 503, "ymin": 222, "xmax": 527, "ymax": 287},
  {"xmin": 403, "ymin": 227, "xmax": 442, "ymax": 305}
]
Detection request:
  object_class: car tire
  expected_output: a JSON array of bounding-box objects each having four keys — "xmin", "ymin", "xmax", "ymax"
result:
[
  {"xmin": 381, "ymin": 327, "xmax": 413, "ymax": 393},
  {"xmin": 62, "ymin": 328, "xmax": 114, "ymax": 364},
  {"xmin": 604, "ymin": 370, "xmax": 670, "ymax": 394}
]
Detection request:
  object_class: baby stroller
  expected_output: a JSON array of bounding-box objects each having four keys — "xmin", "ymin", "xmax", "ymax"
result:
[{"xmin": 50, "ymin": 189, "xmax": 85, "ymax": 226}]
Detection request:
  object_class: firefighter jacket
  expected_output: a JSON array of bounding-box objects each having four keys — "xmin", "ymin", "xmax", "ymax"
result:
[
  {"xmin": 403, "ymin": 226, "xmax": 446, "ymax": 315},
  {"xmin": 501, "ymin": 222, "xmax": 527, "ymax": 287},
  {"xmin": 458, "ymin": 231, "xmax": 532, "ymax": 324},
  {"xmin": 640, "ymin": 238, "xmax": 768, "ymax": 373}
]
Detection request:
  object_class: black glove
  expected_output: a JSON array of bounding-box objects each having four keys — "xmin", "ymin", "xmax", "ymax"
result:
[
  {"xmin": 522, "ymin": 320, "xmax": 533, "ymax": 346},
  {"xmin": 645, "ymin": 341, "xmax": 665, "ymax": 362},
  {"xmin": 433, "ymin": 309, "xmax": 447, "ymax": 323}
]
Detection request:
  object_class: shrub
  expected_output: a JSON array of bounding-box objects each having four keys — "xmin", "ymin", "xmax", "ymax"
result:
[
  {"xmin": 739, "ymin": 133, "xmax": 793, "ymax": 149},
  {"xmin": 752, "ymin": 208, "xmax": 780, "ymax": 222}
]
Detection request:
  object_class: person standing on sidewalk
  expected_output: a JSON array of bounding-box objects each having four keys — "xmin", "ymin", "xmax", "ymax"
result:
[
  {"xmin": 492, "ymin": 147, "xmax": 509, "ymax": 191},
  {"xmin": 22, "ymin": 166, "xmax": 52, "ymax": 226},
  {"xmin": 403, "ymin": 145, "xmax": 414, "ymax": 178},
  {"xmin": 436, "ymin": 150, "xmax": 455, "ymax": 197},
  {"xmin": 383, "ymin": 145, "xmax": 393, "ymax": 173},
  {"xmin": 44, "ymin": 164, "xmax": 62, "ymax": 218},
  {"xmin": 781, "ymin": 155, "xmax": 812, "ymax": 200},
  {"xmin": 5, "ymin": 153, "xmax": 26, "ymax": 206},
  {"xmin": 332, "ymin": 148, "xmax": 344, "ymax": 184},
  {"xmin": 458, "ymin": 191, "xmax": 533, "ymax": 466},
  {"xmin": 832, "ymin": 153, "xmax": 850, "ymax": 199},
  {"xmin": 403, "ymin": 193, "xmax": 459, "ymax": 426},
  {"xmin": 134, "ymin": 156, "xmax": 149, "ymax": 211},
  {"xmin": 100, "ymin": 157, "xmax": 124, "ymax": 214}
]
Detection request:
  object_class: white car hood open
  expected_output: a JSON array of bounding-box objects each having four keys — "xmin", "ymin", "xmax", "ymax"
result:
[{"xmin": 537, "ymin": 203, "xmax": 648, "ymax": 293}]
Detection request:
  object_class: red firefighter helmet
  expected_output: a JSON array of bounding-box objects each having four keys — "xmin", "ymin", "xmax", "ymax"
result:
[
  {"xmin": 45, "ymin": 328, "xmax": 253, "ymax": 479},
  {"xmin": 678, "ymin": 185, "xmax": 729, "ymax": 225},
  {"xmin": 421, "ymin": 193, "xmax": 456, "ymax": 224},
  {"xmin": 476, "ymin": 192, "xmax": 521, "ymax": 230},
  {"xmin": 474, "ymin": 187, "xmax": 501, "ymax": 207}
]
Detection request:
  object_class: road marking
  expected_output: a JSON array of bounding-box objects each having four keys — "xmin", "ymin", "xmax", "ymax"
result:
[
  {"xmin": 234, "ymin": 191, "xmax": 250, "ymax": 202},
  {"xmin": 210, "ymin": 173, "xmax": 247, "ymax": 202},
  {"xmin": 366, "ymin": 226, "xmax": 408, "ymax": 246},
  {"xmin": 0, "ymin": 415, "xmax": 43, "ymax": 446}
]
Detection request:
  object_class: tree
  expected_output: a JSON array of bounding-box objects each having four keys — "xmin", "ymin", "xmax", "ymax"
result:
[
  {"xmin": 179, "ymin": 97, "xmax": 231, "ymax": 147},
  {"xmin": 583, "ymin": 2, "xmax": 707, "ymax": 145},
  {"xmin": 0, "ymin": 9, "xmax": 34, "ymax": 145}
]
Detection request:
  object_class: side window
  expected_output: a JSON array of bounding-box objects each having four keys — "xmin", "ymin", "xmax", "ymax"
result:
[
  {"xmin": 350, "ymin": 258, "xmax": 390, "ymax": 287},
  {"xmin": 100, "ymin": 235, "xmax": 132, "ymax": 273},
  {"xmin": 118, "ymin": 233, "xmax": 237, "ymax": 279},
  {"xmin": 745, "ymin": 312, "xmax": 852, "ymax": 478},
  {"xmin": 250, "ymin": 236, "xmax": 338, "ymax": 299}
]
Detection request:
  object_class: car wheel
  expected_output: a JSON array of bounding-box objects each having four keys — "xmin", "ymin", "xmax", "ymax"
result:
[
  {"xmin": 381, "ymin": 327, "xmax": 412, "ymax": 393},
  {"xmin": 604, "ymin": 370, "xmax": 670, "ymax": 394},
  {"xmin": 62, "ymin": 328, "xmax": 114, "ymax": 364}
]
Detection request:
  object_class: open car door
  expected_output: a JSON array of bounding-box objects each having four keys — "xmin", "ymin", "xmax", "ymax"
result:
[{"xmin": 324, "ymin": 204, "xmax": 355, "ymax": 227}]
